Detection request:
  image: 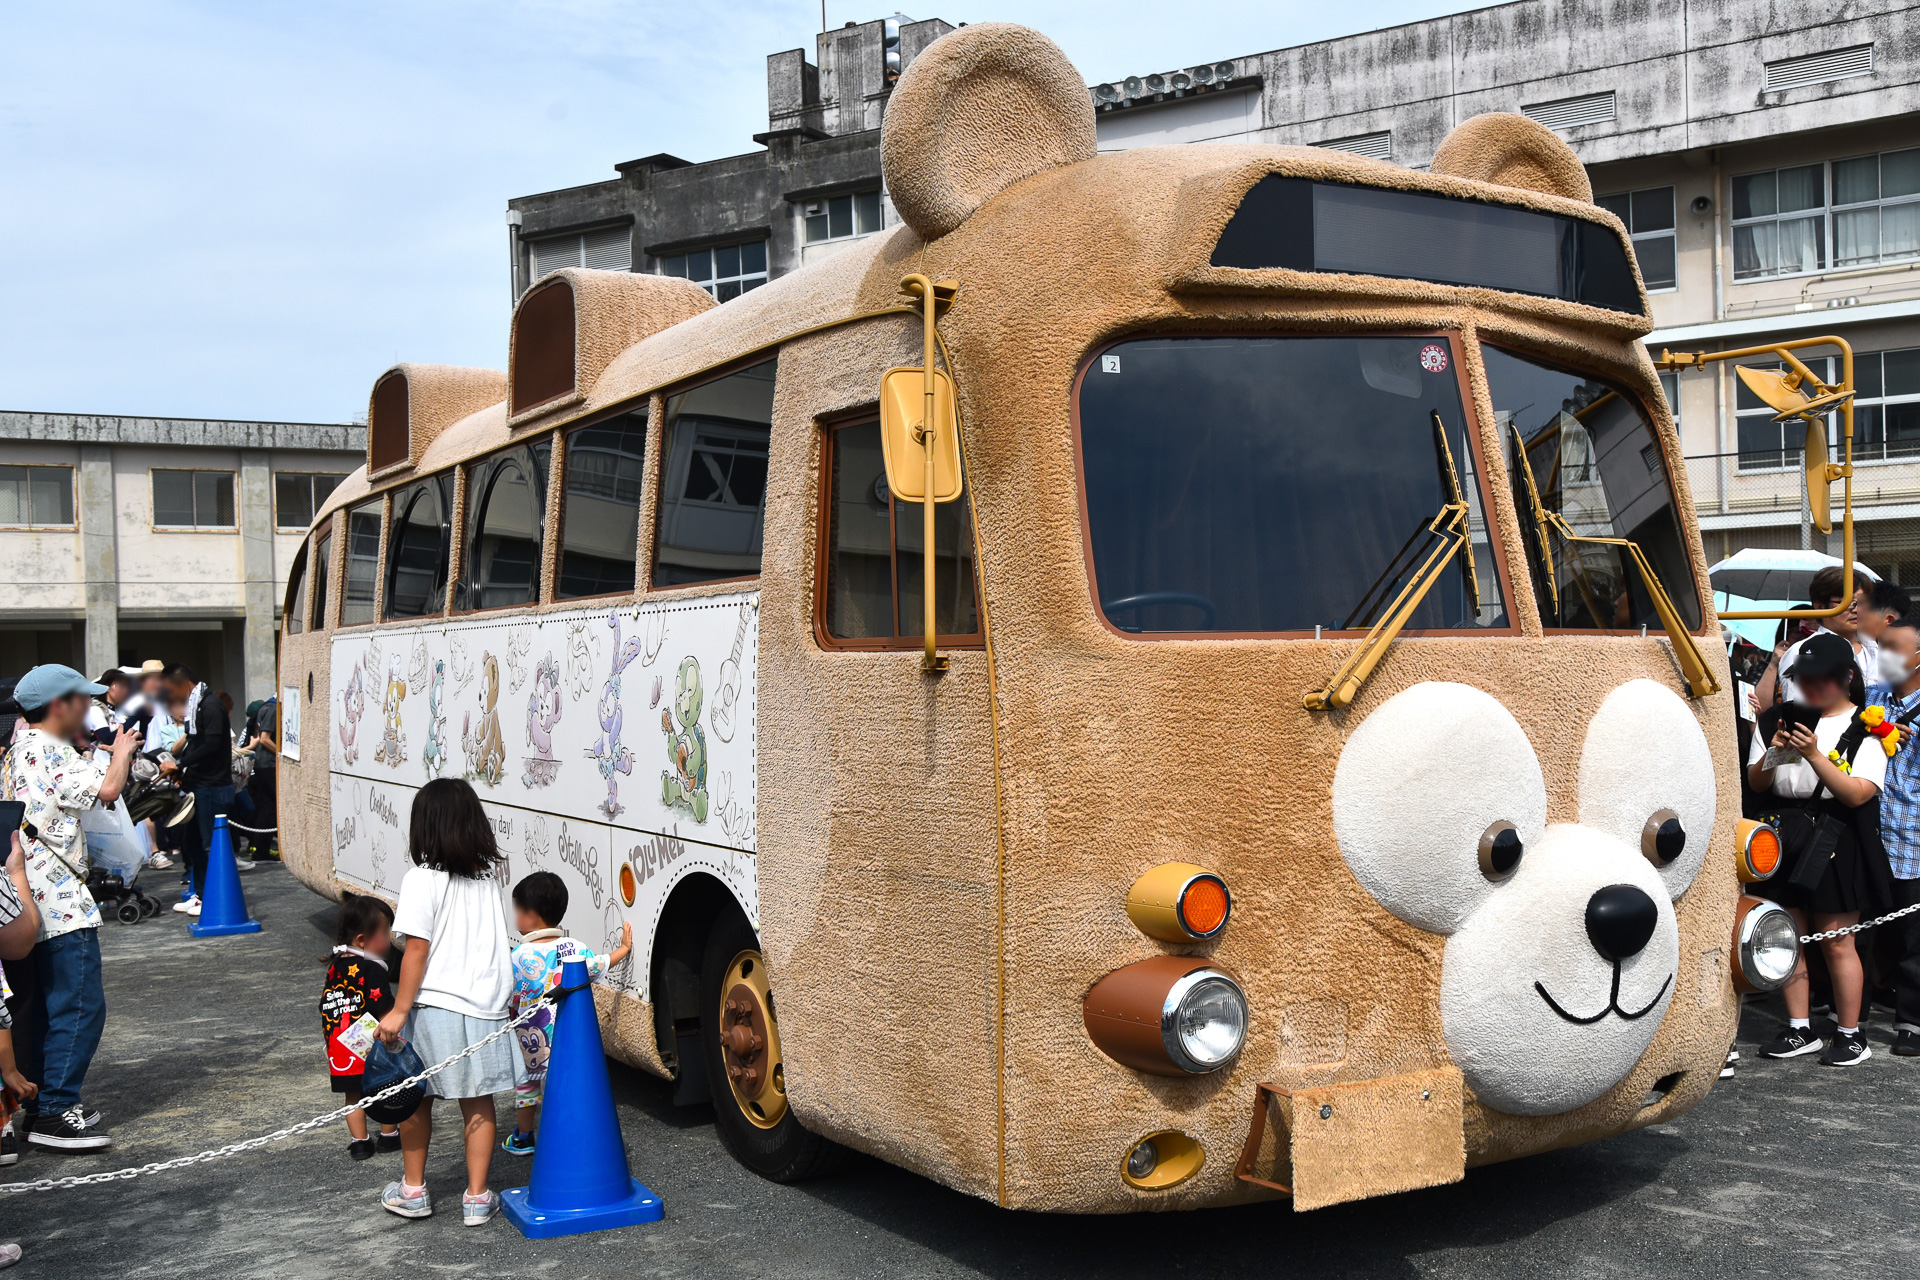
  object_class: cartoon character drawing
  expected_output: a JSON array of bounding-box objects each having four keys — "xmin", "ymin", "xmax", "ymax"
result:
[
  {"xmin": 523, "ymin": 652, "xmax": 563, "ymax": 788},
  {"xmin": 407, "ymin": 636, "xmax": 430, "ymax": 695},
  {"xmin": 566, "ymin": 620, "xmax": 599, "ymax": 701},
  {"xmin": 523, "ymin": 814, "xmax": 551, "ymax": 867},
  {"xmin": 337, "ymin": 664, "xmax": 365, "ymax": 765},
  {"xmin": 421, "ymin": 659, "xmax": 449, "ymax": 779},
  {"xmin": 661, "ymin": 655, "xmax": 709, "ymax": 823},
  {"xmin": 507, "ymin": 632, "xmax": 532, "ymax": 691},
  {"xmin": 450, "ymin": 634, "xmax": 475, "ymax": 693},
  {"xmin": 640, "ymin": 611, "xmax": 667, "ymax": 667},
  {"xmin": 370, "ymin": 831, "xmax": 390, "ymax": 892},
  {"xmin": 587, "ymin": 613, "xmax": 647, "ymax": 818},
  {"xmin": 715, "ymin": 769, "xmax": 753, "ymax": 847},
  {"xmin": 373, "ymin": 656, "xmax": 408, "ymax": 766},
  {"xmin": 461, "ymin": 653, "xmax": 506, "ymax": 785}
]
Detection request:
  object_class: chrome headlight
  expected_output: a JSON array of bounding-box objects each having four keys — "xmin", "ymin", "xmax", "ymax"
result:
[
  {"xmin": 1161, "ymin": 968, "xmax": 1247, "ymax": 1073},
  {"xmin": 1735, "ymin": 897, "xmax": 1800, "ymax": 992}
]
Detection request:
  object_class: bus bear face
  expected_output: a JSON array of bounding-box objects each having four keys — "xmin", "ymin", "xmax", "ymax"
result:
[{"xmin": 1332, "ymin": 679, "xmax": 1716, "ymax": 1115}]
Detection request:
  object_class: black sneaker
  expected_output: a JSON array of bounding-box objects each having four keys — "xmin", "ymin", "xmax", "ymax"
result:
[
  {"xmin": 76, "ymin": 1105, "xmax": 101, "ymax": 1129},
  {"xmin": 1759, "ymin": 1027, "xmax": 1825, "ymax": 1059},
  {"xmin": 26, "ymin": 1107, "xmax": 112, "ymax": 1151},
  {"xmin": 1822, "ymin": 1030, "xmax": 1872, "ymax": 1066},
  {"xmin": 1, "ymin": 1124, "xmax": 17, "ymax": 1166},
  {"xmin": 376, "ymin": 1130, "xmax": 402, "ymax": 1153},
  {"xmin": 348, "ymin": 1138, "xmax": 377, "ymax": 1161},
  {"xmin": 1895, "ymin": 1031, "xmax": 1920, "ymax": 1057}
]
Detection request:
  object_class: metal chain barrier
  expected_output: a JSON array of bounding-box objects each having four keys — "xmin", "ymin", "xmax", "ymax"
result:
[
  {"xmin": 224, "ymin": 820, "xmax": 277, "ymax": 836},
  {"xmin": 0, "ymin": 995, "xmax": 553, "ymax": 1195},
  {"xmin": 1800, "ymin": 900, "xmax": 1920, "ymax": 943}
]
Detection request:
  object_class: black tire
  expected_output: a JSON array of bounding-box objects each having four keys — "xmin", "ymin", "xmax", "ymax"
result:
[
  {"xmin": 698, "ymin": 909, "xmax": 848, "ymax": 1182},
  {"xmin": 116, "ymin": 900, "xmax": 143, "ymax": 925}
]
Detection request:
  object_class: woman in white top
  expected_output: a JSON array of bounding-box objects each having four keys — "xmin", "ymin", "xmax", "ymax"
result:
[
  {"xmin": 375, "ymin": 778, "xmax": 518, "ymax": 1226},
  {"xmin": 1747, "ymin": 632, "xmax": 1891, "ymax": 1067}
]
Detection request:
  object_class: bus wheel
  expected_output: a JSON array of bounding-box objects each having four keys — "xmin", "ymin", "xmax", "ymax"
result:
[{"xmin": 699, "ymin": 910, "xmax": 845, "ymax": 1181}]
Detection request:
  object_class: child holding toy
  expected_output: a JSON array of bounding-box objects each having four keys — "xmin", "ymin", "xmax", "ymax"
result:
[
  {"xmin": 319, "ymin": 893, "xmax": 402, "ymax": 1160},
  {"xmin": 499, "ymin": 871, "xmax": 631, "ymax": 1155},
  {"xmin": 376, "ymin": 778, "xmax": 519, "ymax": 1226}
]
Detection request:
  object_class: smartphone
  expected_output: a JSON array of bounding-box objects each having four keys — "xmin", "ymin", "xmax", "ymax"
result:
[
  {"xmin": 0, "ymin": 800, "xmax": 23, "ymax": 841},
  {"xmin": 1778, "ymin": 701, "xmax": 1822, "ymax": 735}
]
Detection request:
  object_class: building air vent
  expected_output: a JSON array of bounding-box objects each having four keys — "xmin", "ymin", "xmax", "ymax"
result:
[
  {"xmin": 528, "ymin": 225, "xmax": 632, "ymax": 284},
  {"xmin": 1315, "ymin": 131, "xmax": 1393, "ymax": 161},
  {"xmin": 1764, "ymin": 44, "xmax": 1874, "ymax": 93},
  {"xmin": 1522, "ymin": 91, "xmax": 1616, "ymax": 132}
]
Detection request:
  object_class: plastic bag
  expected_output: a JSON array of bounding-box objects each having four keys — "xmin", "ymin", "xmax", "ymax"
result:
[
  {"xmin": 360, "ymin": 1038, "xmax": 427, "ymax": 1126},
  {"xmin": 81, "ymin": 799, "xmax": 148, "ymax": 882}
]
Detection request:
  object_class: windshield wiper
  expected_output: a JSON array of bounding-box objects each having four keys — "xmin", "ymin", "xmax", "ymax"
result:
[
  {"xmin": 1507, "ymin": 422, "xmax": 1560, "ymax": 618},
  {"xmin": 1305, "ymin": 498, "xmax": 1471, "ymax": 711},
  {"xmin": 1432, "ymin": 410, "xmax": 1480, "ymax": 616},
  {"xmin": 1541, "ymin": 510, "xmax": 1721, "ymax": 699}
]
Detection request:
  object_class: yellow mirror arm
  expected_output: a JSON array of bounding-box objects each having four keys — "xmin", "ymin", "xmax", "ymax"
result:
[
  {"xmin": 1304, "ymin": 503, "xmax": 1470, "ymax": 712},
  {"xmin": 901, "ymin": 274, "xmax": 951, "ymax": 673},
  {"xmin": 1543, "ymin": 512, "xmax": 1720, "ymax": 699}
]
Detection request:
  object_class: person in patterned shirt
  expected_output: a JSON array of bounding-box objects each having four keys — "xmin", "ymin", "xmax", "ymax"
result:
[
  {"xmin": 1868, "ymin": 612, "xmax": 1920, "ymax": 1057},
  {"xmin": 1, "ymin": 664, "xmax": 141, "ymax": 1152}
]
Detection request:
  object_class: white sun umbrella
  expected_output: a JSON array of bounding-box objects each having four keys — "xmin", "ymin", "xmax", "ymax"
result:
[{"xmin": 1708, "ymin": 547, "xmax": 1879, "ymax": 650}]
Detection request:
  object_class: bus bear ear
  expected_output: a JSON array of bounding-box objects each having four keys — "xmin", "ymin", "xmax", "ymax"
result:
[
  {"xmin": 1429, "ymin": 112, "xmax": 1593, "ymax": 205},
  {"xmin": 881, "ymin": 22, "xmax": 1096, "ymax": 240}
]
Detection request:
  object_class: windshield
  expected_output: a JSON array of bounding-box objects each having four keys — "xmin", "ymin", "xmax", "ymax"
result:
[
  {"xmin": 1486, "ymin": 345, "xmax": 1702, "ymax": 631},
  {"xmin": 1078, "ymin": 335, "xmax": 1506, "ymax": 635}
]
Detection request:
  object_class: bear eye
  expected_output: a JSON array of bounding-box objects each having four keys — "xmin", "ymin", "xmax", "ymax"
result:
[
  {"xmin": 1642, "ymin": 810, "xmax": 1685, "ymax": 867},
  {"xmin": 1478, "ymin": 821, "xmax": 1523, "ymax": 881}
]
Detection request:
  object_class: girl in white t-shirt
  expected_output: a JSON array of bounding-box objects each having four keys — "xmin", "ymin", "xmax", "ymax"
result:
[
  {"xmin": 375, "ymin": 778, "xmax": 518, "ymax": 1226},
  {"xmin": 1747, "ymin": 633, "xmax": 1891, "ymax": 1067}
]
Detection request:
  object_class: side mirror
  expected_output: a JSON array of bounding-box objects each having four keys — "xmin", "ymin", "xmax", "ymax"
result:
[
  {"xmin": 1803, "ymin": 417, "xmax": 1833, "ymax": 535},
  {"xmin": 878, "ymin": 365, "xmax": 962, "ymax": 503}
]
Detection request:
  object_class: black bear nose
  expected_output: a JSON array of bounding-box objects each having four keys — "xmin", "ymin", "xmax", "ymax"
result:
[{"xmin": 1585, "ymin": 884, "xmax": 1658, "ymax": 961}]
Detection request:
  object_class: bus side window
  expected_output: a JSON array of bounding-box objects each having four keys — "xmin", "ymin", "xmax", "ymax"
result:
[
  {"xmin": 284, "ymin": 542, "xmax": 307, "ymax": 636},
  {"xmin": 819, "ymin": 418, "xmax": 981, "ymax": 647},
  {"xmin": 654, "ymin": 359, "xmax": 775, "ymax": 588},
  {"xmin": 458, "ymin": 440, "xmax": 551, "ymax": 611},
  {"xmin": 310, "ymin": 525, "xmax": 333, "ymax": 630},
  {"xmin": 340, "ymin": 497, "xmax": 385, "ymax": 626},
  {"xmin": 385, "ymin": 472, "xmax": 453, "ymax": 619},
  {"xmin": 556, "ymin": 409, "xmax": 648, "ymax": 599}
]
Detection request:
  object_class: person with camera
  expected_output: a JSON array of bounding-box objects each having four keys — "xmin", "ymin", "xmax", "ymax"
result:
[
  {"xmin": 1, "ymin": 664, "xmax": 142, "ymax": 1150},
  {"xmin": 1748, "ymin": 633, "xmax": 1892, "ymax": 1067}
]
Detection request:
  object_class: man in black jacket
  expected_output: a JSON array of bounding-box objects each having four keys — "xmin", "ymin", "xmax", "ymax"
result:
[{"xmin": 163, "ymin": 664, "xmax": 233, "ymax": 915}]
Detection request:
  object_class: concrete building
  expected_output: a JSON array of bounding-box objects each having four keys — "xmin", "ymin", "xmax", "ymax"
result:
[
  {"xmin": 0, "ymin": 411, "xmax": 364, "ymax": 702},
  {"xmin": 513, "ymin": 0, "xmax": 1919, "ymax": 582}
]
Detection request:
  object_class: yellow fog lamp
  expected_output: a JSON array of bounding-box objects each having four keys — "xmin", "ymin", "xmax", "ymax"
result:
[
  {"xmin": 1736, "ymin": 818, "xmax": 1782, "ymax": 883},
  {"xmin": 1126, "ymin": 862, "xmax": 1232, "ymax": 942},
  {"xmin": 1121, "ymin": 1130, "xmax": 1206, "ymax": 1190},
  {"xmin": 1732, "ymin": 894, "xmax": 1800, "ymax": 994},
  {"xmin": 1084, "ymin": 955, "xmax": 1248, "ymax": 1076}
]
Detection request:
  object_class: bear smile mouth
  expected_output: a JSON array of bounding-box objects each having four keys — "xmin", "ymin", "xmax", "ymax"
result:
[{"xmin": 1535, "ymin": 965, "xmax": 1674, "ymax": 1025}]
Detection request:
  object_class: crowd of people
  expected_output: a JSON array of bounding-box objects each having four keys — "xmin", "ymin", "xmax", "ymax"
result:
[
  {"xmin": 1741, "ymin": 566, "xmax": 1920, "ymax": 1068},
  {"xmin": 0, "ymin": 660, "xmax": 280, "ymax": 1177}
]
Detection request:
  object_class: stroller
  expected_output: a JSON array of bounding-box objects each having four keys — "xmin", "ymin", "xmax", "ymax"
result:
[{"xmin": 85, "ymin": 758, "xmax": 196, "ymax": 925}]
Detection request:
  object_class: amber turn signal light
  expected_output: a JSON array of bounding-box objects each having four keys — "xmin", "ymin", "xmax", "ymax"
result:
[
  {"xmin": 1127, "ymin": 863, "xmax": 1232, "ymax": 942},
  {"xmin": 1736, "ymin": 818, "xmax": 1781, "ymax": 882}
]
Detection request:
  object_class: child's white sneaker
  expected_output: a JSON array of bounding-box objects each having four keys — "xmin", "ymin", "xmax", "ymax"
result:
[
  {"xmin": 461, "ymin": 1189, "xmax": 498, "ymax": 1227},
  {"xmin": 380, "ymin": 1181, "xmax": 432, "ymax": 1219}
]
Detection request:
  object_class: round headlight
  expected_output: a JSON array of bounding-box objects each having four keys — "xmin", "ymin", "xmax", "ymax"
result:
[
  {"xmin": 1735, "ymin": 897, "xmax": 1801, "ymax": 992},
  {"xmin": 1161, "ymin": 969, "xmax": 1247, "ymax": 1072}
]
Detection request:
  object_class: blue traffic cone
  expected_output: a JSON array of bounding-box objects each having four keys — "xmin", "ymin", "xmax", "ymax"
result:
[
  {"xmin": 189, "ymin": 814, "xmax": 261, "ymax": 937},
  {"xmin": 501, "ymin": 958, "xmax": 663, "ymax": 1238}
]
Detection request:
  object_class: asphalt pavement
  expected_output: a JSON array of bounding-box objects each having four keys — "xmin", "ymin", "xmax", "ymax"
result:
[{"xmin": 4, "ymin": 863, "xmax": 1917, "ymax": 1279}]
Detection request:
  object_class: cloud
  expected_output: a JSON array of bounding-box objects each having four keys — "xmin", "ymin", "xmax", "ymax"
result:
[{"xmin": 0, "ymin": 0, "xmax": 1476, "ymax": 422}]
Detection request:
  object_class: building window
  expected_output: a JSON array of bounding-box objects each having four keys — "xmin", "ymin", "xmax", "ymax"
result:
[
  {"xmin": 819, "ymin": 419, "xmax": 981, "ymax": 646},
  {"xmin": 457, "ymin": 441, "xmax": 551, "ymax": 611},
  {"xmin": 274, "ymin": 472, "xmax": 345, "ymax": 530},
  {"xmin": 802, "ymin": 191, "xmax": 883, "ymax": 244},
  {"xmin": 527, "ymin": 225, "xmax": 631, "ymax": 287},
  {"xmin": 0, "ymin": 465, "xmax": 75, "ymax": 527},
  {"xmin": 1732, "ymin": 151, "xmax": 1920, "ymax": 280},
  {"xmin": 654, "ymin": 360, "xmax": 775, "ymax": 588},
  {"xmin": 1853, "ymin": 348, "xmax": 1920, "ymax": 463},
  {"xmin": 340, "ymin": 498, "xmax": 385, "ymax": 626},
  {"xmin": 1834, "ymin": 149, "xmax": 1920, "ymax": 268},
  {"xmin": 557, "ymin": 411, "xmax": 648, "ymax": 599},
  {"xmin": 152, "ymin": 469, "xmax": 235, "ymax": 528},
  {"xmin": 659, "ymin": 241, "xmax": 767, "ymax": 302},
  {"xmin": 1596, "ymin": 187, "xmax": 1676, "ymax": 290},
  {"xmin": 1658, "ymin": 371, "xmax": 1681, "ymax": 427}
]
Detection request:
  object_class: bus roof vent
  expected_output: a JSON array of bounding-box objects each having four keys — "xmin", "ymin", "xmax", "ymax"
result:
[
  {"xmin": 367, "ymin": 364, "xmax": 508, "ymax": 479},
  {"xmin": 508, "ymin": 269, "xmax": 715, "ymax": 425}
]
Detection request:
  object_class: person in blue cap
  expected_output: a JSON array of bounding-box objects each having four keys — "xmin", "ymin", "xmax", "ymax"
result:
[{"xmin": 0, "ymin": 664, "xmax": 143, "ymax": 1151}]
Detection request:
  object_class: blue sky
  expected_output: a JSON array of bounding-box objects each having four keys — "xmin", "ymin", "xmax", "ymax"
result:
[{"xmin": 0, "ymin": 1, "xmax": 1483, "ymax": 423}]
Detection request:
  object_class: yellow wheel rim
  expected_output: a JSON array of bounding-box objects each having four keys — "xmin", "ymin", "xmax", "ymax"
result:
[{"xmin": 718, "ymin": 948, "xmax": 789, "ymax": 1129}]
